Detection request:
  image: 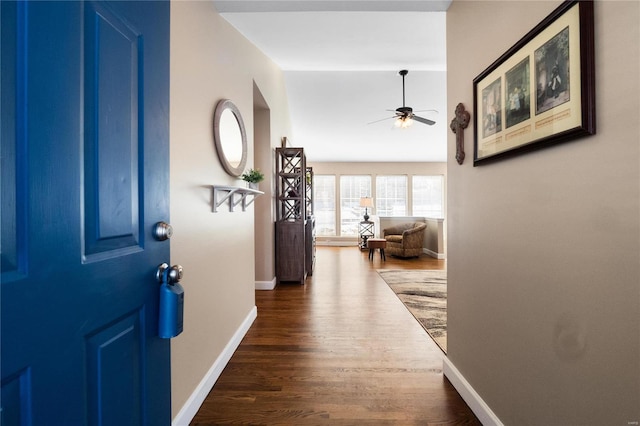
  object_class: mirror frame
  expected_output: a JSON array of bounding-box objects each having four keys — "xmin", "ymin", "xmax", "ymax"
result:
[{"xmin": 213, "ymin": 99, "xmax": 247, "ymax": 177}]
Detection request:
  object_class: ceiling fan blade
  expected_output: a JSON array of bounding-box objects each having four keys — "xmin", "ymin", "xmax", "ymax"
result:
[
  {"xmin": 367, "ymin": 116, "xmax": 396, "ymax": 125},
  {"xmin": 413, "ymin": 115, "xmax": 436, "ymax": 126}
]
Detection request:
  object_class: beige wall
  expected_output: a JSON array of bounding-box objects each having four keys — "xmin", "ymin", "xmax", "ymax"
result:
[
  {"xmin": 170, "ymin": 1, "xmax": 291, "ymax": 417},
  {"xmin": 446, "ymin": 1, "xmax": 639, "ymax": 424},
  {"xmin": 252, "ymin": 84, "xmax": 277, "ymax": 284}
]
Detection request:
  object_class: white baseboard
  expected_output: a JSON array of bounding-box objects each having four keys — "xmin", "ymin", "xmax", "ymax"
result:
[
  {"xmin": 255, "ymin": 278, "xmax": 276, "ymax": 290},
  {"xmin": 172, "ymin": 306, "xmax": 258, "ymax": 426},
  {"xmin": 443, "ymin": 357, "xmax": 503, "ymax": 426},
  {"xmin": 423, "ymin": 248, "xmax": 446, "ymax": 259}
]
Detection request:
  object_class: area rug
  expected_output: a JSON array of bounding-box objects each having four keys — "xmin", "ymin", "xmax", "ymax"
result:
[{"xmin": 377, "ymin": 269, "xmax": 447, "ymax": 353}]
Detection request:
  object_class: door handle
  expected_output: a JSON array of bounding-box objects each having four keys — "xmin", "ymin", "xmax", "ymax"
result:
[{"xmin": 156, "ymin": 263, "xmax": 183, "ymax": 285}]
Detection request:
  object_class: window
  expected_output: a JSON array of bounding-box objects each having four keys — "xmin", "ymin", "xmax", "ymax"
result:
[
  {"xmin": 340, "ymin": 175, "xmax": 371, "ymax": 236},
  {"xmin": 313, "ymin": 175, "xmax": 336, "ymax": 236},
  {"xmin": 376, "ymin": 175, "xmax": 407, "ymax": 216},
  {"xmin": 412, "ymin": 175, "xmax": 444, "ymax": 218}
]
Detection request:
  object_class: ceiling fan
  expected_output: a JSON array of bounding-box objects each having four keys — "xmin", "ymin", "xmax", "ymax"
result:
[{"xmin": 370, "ymin": 69, "xmax": 436, "ymax": 128}]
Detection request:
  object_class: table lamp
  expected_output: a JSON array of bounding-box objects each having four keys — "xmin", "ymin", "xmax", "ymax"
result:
[{"xmin": 359, "ymin": 197, "xmax": 374, "ymax": 221}]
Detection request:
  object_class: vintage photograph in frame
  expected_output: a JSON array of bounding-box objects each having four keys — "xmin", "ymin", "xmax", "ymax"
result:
[
  {"xmin": 505, "ymin": 57, "xmax": 531, "ymax": 129},
  {"xmin": 473, "ymin": 0, "xmax": 595, "ymax": 165},
  {"xmin": 481, "ymin": 77, "xmax": 502, "ymax": 138}
]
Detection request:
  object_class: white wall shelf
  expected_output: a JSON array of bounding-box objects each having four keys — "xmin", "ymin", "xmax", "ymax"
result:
[{"xmin": 211, "ymin": 185, "xmax": 263, "ymax": 212}]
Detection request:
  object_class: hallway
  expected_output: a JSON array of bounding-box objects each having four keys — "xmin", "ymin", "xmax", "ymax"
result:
[{"xmin": 191, "ymin": 247, "xmax": 480, "ymax": 424}]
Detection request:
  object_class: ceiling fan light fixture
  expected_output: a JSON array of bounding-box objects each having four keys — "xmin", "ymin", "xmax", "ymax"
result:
[{"xmin": 395, "ymin": 116, "xmax": 413, "ymax": 128}]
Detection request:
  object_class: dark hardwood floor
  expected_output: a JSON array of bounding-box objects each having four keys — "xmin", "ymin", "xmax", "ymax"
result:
[{"xmin": 191, "ymin": 246, "xmax": 480, "ymax": 425}]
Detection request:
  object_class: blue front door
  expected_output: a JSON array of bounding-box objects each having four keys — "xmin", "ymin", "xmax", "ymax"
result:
[{"xmin": 1, "ymin": 1, "xmax": 171, "ymax": 424}]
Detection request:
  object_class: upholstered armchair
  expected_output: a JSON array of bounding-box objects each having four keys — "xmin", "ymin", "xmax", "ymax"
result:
[{"xmin": 382, "ymin": 222, "xmax": 427, "ymax": 258}]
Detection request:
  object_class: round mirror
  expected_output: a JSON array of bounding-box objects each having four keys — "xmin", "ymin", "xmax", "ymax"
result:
[{"xmin": 213, "ymin": 99, "xmax": 247, "ymax": 177}]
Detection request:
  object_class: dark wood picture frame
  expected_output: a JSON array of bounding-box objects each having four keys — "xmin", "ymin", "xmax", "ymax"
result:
[{"xmin": 473, "ymin": 0, "xmax": 595, "ymax": 166}]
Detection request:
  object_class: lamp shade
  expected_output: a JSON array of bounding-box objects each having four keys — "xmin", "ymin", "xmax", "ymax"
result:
[{"xmin": 359, "ymin": 197, "xmax": 374, "ymax": 208}]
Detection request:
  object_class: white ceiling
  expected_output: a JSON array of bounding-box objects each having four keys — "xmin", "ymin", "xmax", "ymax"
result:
[{"xmin": 214, "ymin": 0, "xmax": 451, "ymax": 162}]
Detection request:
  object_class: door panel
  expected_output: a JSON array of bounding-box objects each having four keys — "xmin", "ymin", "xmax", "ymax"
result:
[
  {"xmin": 0, "ymin": 0, "xmax": 27, "ymax": 283},
  {"xmin": 0, "ymin": 369, "xmax": 32, "ymax": 426},
  {"xmin": 86, "ymin": 310, "xmax": 143, "ymax": 426},
  {"xmin": 1, "ymin": 1, "xmax": 171, "ymax": 424},
  {"xmin": 84, "ymin": 1, "xmax": 142, "ymax": 258}
]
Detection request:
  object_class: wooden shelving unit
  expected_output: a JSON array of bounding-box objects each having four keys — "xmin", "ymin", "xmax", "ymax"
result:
[{"xmin": 275, "ymin": 148, "xmax": 315, "ymax": 284}]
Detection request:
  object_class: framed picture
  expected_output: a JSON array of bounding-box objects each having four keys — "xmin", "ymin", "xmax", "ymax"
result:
[{"xmin": 473, "ymin": 0, "xmax": 595, "ymax": 166}]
